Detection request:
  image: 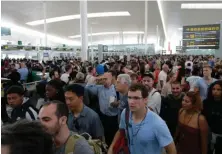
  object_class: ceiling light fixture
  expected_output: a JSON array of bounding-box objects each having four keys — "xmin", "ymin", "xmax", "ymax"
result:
[
  {"xmin": 123, "ymin": 31, "xmax": 144, "ymax": 34},
  {"xmin": 69, "ymin": 31, "xmax": 144, "ymax": 38},
  {"xmin": 181, "ymin": 3, "xmax": 222, "ymax": 9},
  {"xmin": 157, "ymin": 0, "xmax": 168, "ymax": 40},
  {"xmin": 2, "ymin": 21, "xmax": 80, "ymax": 45},
  {"xmin": 26, "ymin": 11, "xmax": 130, "ymax": 26}
]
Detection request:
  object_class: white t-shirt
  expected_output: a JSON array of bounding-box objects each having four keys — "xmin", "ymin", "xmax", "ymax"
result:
[
  {"xmin": 85, "ymin": 74, "xmax": 95, "ymax": 84},
  {"xmin": 60, "ymin": 73, "xmax": 70, "ymax": 83},
  {"xmin": 147, "ymin": 88, "xmax": 161, "ymax": 114},
  {"xmin": 158, "ymin": 70, "xmax": 167, "ymax": 90}
]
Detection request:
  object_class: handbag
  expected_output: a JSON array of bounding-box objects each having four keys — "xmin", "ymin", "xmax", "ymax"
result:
[{"xmin": 113, "ymin": 108, "xmax": 130, "ymax": 154}]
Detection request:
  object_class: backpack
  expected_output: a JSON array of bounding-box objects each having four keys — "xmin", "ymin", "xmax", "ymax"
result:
[{"xmin": 65, "ymin": 133, "xmax": 107, "ymax": 154}]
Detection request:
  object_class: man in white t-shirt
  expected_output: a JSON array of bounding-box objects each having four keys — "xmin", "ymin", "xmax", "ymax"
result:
[
  {"xmin": 60, "ymin": 64, "xmax": 72, "ymax": 84},
  {"xmin": 158, "ymin": 64, "xmax": 168, "ymax": 91},
  {"xmin": 142, "ymin": 72, "xmax": 161, "ymax": 114}
]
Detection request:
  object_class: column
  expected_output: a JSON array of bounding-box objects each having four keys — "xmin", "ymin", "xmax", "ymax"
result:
[
  {"xmin": 141, "ymin": 34, "xmax": 144, "ymax": 44},
  {"xmin": 80, "ymin": 0, "xmax": 88, "ymax": 61},
  {"xmin": 90, "ymin": 26, "xmax": 93, "ymax": 61},
  {"xmin": 144, "ymin": 0, "xmax": 148, "ymax": 55},
  {"xmin": 119, "ymin": 32, "xmax": 123, "ymax": 44},
  {"xmin": 137, "ymin": 34, "xmax": 140, "ymax": 44}
]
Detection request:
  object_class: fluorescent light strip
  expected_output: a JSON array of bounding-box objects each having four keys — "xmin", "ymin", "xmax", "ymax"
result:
[
  {"xmin": 157, "ymin": 0, "xmax": 168, "ymax": 40},
  {"xmin": 181, "ymin": 3, "xmax": 222, "ymax": 9},
  {"xmin": 69, "ymin": 31, "xmax": 144, "ymax": 38},
  {"xmin": 123, "ymin": 31, "xmax": 144, "ymax": 34},
  {"xmin": 2, "ymin": 21, "xmax": 80, "ymax": 45},
  {"xmin": 26, "ymin": 11, "xmax": 130, "ymax": 26}
]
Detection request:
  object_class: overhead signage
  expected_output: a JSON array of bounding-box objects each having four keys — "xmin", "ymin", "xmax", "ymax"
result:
[
  {"xmin": 43, "ymin": 52, "xmax": 49, "ymax": 57},
  {"xmin": 52, "ymin": 47, "xmax": 73, "ymax": 51},
  {"xmin": 183, "ymin": 39, "xmax": 219, "ymax": 49},
  {"xmin": 103, "ymin": 45, "xmax": 108, "ymax": 52},
  {"xmin": 183, "ymin": 24, "xmax": 220, "ymax": 33},
  {"xmin": 183, "ymin": 24, "xmax": 220, "ymax": 49},
  {"xmin": 39, "ymin": 47, "xmax": 51, "ymax": 50}
]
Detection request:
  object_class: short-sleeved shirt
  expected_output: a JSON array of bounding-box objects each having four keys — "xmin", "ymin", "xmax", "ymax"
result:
[
  {"xmin": 147, "ymin": 88, "xmax": 161, "ymax": 114},
  {"xmin": 54, "ymin": 131, "xmax": 94, "ymax": 154},
  {"xmin": 17, "ymin": 67, "xmax": 28, "ymax": 81},
  {"xmin": 119, "ymin": 108, "xmax": 173, "ymax": 154},
  {"xmin": 86, "ymin": 84, "xmax": 119, "ymax": 116},
  {"xmin": 194, "ymin": 78, "xmax": 217, "ymax": 101},
  {"xmin": 68, "ymin": 105, "xmax": 104, "ymax": 139},
  {"xmin": 158, "ymin": 70, "xmax": 167, "ymax": 90},
  {"xmin": 186, "ymin": 76, "xmax": 201, "ymax": 91}
]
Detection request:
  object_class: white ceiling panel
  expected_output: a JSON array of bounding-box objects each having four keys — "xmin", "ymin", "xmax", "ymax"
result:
[{"xmin": 1, "ymin": 1, "xmax": 163, "ymax": 44}]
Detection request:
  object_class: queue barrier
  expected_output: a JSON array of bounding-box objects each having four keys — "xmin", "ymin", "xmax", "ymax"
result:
[{"xmin": 22, "ymin": 80, "xmax": 42, "ymax": 91}]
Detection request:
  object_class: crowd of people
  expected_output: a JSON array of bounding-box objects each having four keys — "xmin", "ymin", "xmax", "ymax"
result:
[{"xmin": 1, "ymin": 54, "xmax": 222, "ymax": 154}]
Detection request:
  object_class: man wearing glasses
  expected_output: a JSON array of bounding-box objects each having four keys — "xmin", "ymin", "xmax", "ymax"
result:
[{"xmin": 108, "ymin": 83, "xmax": 176, "ymax": 154}]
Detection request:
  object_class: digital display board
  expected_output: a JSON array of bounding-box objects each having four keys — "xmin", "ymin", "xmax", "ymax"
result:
[{"xmin": 183, "ymin": 24, "xmax": 220, "ymax": 49}]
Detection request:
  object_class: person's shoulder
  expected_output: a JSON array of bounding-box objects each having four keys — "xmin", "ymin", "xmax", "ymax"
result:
[
  {"xmin": 147, "ymin": 109, "xmax": 164, "ymax": 123},
  {"xmin": 84, "ymin": 106, "xmax": 99, "ymax": 118}
]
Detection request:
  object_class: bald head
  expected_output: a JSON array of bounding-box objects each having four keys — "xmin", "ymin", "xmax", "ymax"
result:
[{"xmin": 104, "ymin": 72, "xmax": 112, "ymax": 79}]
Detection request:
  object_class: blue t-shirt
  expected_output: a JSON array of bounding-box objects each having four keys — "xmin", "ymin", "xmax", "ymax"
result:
[
  {"xmin": 17, "ymin": 68, "xmax": 29, "ymax": 81},
  {"xmin": 119, "ymin": 108, "xmax": 173, "ymax": 154},
  {"xmin": 194, "ymin": 78, "xmax": 217, "ymax": 101}
]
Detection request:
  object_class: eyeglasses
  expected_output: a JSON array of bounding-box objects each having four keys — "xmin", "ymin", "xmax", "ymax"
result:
[
  {"xmin": 73, "ymin": 119, "xmax": 80, "ymax": 130},
  {"xmin": 128, "ymin": 96, "xmax": 143, "ymax": 100}
]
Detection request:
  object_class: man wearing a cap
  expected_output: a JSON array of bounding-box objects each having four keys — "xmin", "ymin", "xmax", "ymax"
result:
[{"xmin": 142, "ymin": 72, "xmax": 162, "ymax": 114}]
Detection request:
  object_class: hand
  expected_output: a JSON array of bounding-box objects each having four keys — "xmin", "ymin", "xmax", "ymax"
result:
[
  {"xmin": 110, "ymin": 101, "xmax": 120, "ymax": 108},
  {"xmin": 107, "ymin": 147, "xmax": 113, "ymax": 154}
]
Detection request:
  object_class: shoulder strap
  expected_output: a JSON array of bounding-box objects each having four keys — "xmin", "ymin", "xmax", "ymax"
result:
[
  {"xmin": 197, "ymin": 113, "xmax": 201, "ymax": 129},
  {"xmin": 151, "ymin": 90, "xmax": 158, "ymax": 96},
  {"xmin": 65, "ymin": 134, "xmax": 81, "ymax": 154},
  {"xmin": 125, "ymin": 108, "xmax": 130, "ymax": 146},
  {"xmin": 22, "ymin": 102, "xmax": 38, "ymax": 120}
]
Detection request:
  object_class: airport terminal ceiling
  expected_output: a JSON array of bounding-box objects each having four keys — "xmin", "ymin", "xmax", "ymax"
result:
[
  {"xmin": 1, "ymin": 1, "xmax": 164, "ymax": 44},
  {"xmin": 1, "ymin": 0, "xmax": 222, "ymax": 46}
]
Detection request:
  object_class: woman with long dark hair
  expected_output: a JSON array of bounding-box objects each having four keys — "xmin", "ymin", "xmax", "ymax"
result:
[
  {"xmin": 203, "ymin": 80, "xmax": 222, "ymax": 154},
  {"xmin": 175, "ymin": 91, "xmax": 208, "ymax": 154}
]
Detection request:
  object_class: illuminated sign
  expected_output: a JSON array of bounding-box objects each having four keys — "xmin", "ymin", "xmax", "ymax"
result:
[
  {"xmin": 183, "ymin": 24, "xmax": 220, "ymax": 49},
  {"xmin": 183, "ymin": 24, "xmax": 220, "ymax": 33}
]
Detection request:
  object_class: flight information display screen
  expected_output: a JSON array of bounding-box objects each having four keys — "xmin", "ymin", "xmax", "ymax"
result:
[{"xmin": 183, "ymin": 24, "xmax": 220, "ymax": 49}]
